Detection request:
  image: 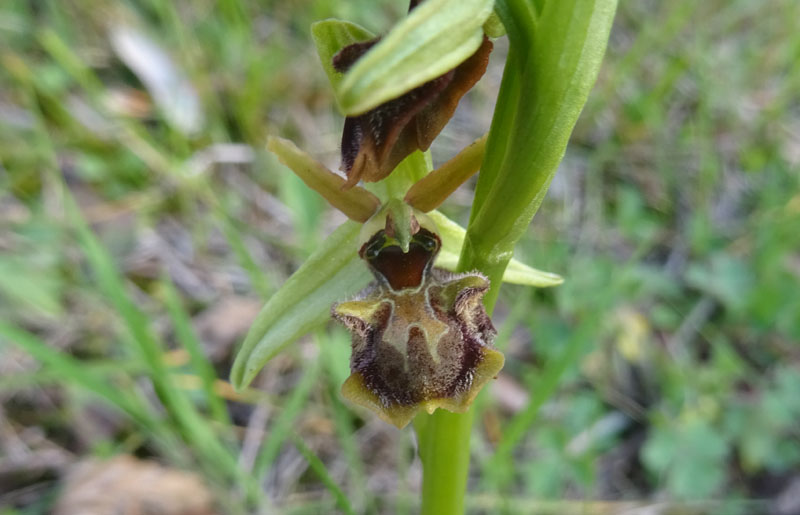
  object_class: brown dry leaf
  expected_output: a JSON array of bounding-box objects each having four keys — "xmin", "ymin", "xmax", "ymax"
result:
[{"xmin": 54, "ymin": 456, "xmax": 217, "ymax": 515}]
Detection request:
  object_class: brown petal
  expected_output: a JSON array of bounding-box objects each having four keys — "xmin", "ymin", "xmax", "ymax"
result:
[
  {"xmin": 413, "ymin": 37, "xmax": 493, "ymax": 151},
  {"xmin": 340, "ymin": 72, "xmax": 454, "ymax": 188},
  {"xmin": 332, "ymin": 39, "xmax": 379, "ymax": 73},
  {"xmin": 337, "ymin": 37, "xmax": 493, "ymax": 189}
]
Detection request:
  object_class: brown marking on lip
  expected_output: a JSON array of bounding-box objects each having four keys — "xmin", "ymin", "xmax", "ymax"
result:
[{"xmin": 361, "ymin": 228, "xmax": 440, "ymax": 291}]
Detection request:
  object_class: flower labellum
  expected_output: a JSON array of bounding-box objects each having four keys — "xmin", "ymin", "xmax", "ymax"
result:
[
  {"xmin": 332, "ymin": 204, "xmax": 504, "ymax": 428},
  {"xmin": 334, "ymin": 31, "xmax": 492, "ymax": 189}
]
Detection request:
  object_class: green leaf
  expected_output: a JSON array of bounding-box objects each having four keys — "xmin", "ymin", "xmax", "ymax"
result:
[
  {"xmin": 0, "ymin": 322, "xmax": 152, "ymax": 425},
  {"xmin": 291, "ymin": 433, "xmax": 356, "ymax": 515},
  {"xmin": 62, "ymin": 185, "xmax": 262, "ymax": 496},
  {"xmin": 110, "ymin": 26, "xmax": 204, "ymax": 135},
  {"xmin": 253, "ymin": 355, "xmax": 322, "ymax": 479},
  {"xmin": 461, "ymin": 0, "xmax": 618, "ymax": 308},
  {"xmin": 311, "ymin": 19, "xmax": 376, "ymax": 110},
  {"xmin": 338, "ymin": 0, "xmax": 494, "ymax": 115},
  {"xmin": 160, "ymin": 279, "xmax": 231, "ymax": 426},
  {"xmin": 686, "ymin": 253, "xmax": 754, "ymax": 313},
  {"xmin": 230, "ymin": 221, "xmax": 370, "ymax": 390},
  {"xmin": 428, "ymin": 210, "xmax": 563, "ymax": 287},
  {"xmin": 502, "ymin": 259, "xmax": 564, "ymax": 287}
]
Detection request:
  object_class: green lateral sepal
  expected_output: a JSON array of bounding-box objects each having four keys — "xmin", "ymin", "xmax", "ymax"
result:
[{"xmin": 429, "ymin": 210, "xmax": 563, "ymax": 287}]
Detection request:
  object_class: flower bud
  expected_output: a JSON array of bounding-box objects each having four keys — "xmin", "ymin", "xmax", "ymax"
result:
[{"xmin": 335, "ymin": 35, "xmax": 492, "ymax": 188}]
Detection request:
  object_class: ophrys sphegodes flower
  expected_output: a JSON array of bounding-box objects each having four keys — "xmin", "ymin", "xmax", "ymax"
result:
[{"xmin": 332, "ymin": 203, "xmax": 504, "ymax": 428}]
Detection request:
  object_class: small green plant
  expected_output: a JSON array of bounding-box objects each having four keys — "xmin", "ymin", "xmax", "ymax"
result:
[
  {"xmin": 3, "ymin": 0, "xmax": 799, "ymax": 512},
  {"xmin": 232, "ymin": 0, "xmax": 616, "ymax": 512}
]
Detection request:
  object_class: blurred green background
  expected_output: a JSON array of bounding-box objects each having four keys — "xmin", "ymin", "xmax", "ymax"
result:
[{"xmin": 1, "ymin": 0, "xmax": 799, "ymax": 513}]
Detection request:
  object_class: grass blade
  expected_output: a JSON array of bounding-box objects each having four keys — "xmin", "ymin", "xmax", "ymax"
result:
[
  {"xmin": 160, "ymin": 278, "xmax": 232, "ymax": 426},
  {"xmin": 291, "ymin": 433, "xmax": 355, "ymax": 515},
  {"xmin": 252, "ymin": 354, "xmax": 322, "ymax": 480}
]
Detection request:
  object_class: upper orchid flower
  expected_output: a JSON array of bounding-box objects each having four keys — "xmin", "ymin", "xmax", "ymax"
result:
[{"xmin": 335, "ymin": 35, "xmax": 492, "ymax": 188}]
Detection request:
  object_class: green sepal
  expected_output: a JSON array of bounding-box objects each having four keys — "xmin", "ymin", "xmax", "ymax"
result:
[
  {"xmin": 482, "ymin": 11, "xmax": 507, "ymax": 38},
  {"xmin": 311, "ymin": 19, "xmax": 376, "ymax": 111},
  {"xmin": 429, "ymin": 210, "xmax": 563, "ymax": 287},
  {"xmin": 230, "ymin": 221, "xmax": 370, "ymax": 390},
  {"xmin": 337, "ymin": 0, "xmax": 494, "ymax": 115}
]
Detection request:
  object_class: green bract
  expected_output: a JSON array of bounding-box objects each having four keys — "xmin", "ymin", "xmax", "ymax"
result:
[
  {"xmin": 310, "ymin": 19, "xmax": 375, "ymax": 112},
  {"xmin": 428, "ymin": 210, "xmax": 563, "ymax": 288},
  {"xmin": 337, "ymin": 0, "xmax": 494, "ymax": 115},
  {"xmin": 230, "ymin": 222, "xmax": 368, "ymax": 389}
]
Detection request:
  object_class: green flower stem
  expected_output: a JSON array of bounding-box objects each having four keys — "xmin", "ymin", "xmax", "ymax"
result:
[
  {"xmin": 414, "ymin": 287, "xmax": 501, "ymax": 515},
  {"xmin": 415, "ymin": 1, "xmax": 617, "ymax": 513},
  {"xmin": 414, "ymin": 408, "xmax": 476, "ymax": 515},
  {"xmin": 365, "ymin": 150, "xmax": 432, "ymax": 202}
]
